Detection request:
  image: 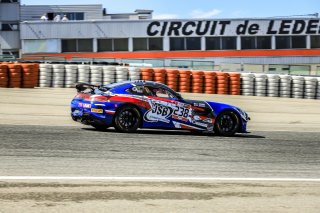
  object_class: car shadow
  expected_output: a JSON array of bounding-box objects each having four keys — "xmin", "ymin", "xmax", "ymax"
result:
[{"xmin": 81, "ymin": 127, "xmax": 265, "ymax": 138}]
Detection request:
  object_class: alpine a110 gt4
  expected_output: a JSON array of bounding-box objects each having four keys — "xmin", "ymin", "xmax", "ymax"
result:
[{"xmin": 71, "ymin": 81, "xmax": 250, "ymax": 136}]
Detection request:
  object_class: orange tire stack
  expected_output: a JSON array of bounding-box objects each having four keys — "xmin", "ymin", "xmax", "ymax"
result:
[
  {"xmin": 0, "ymin": 64, "xmax": 9, "ymax": 88},
  {"xmin": 33, "ymin": 63, "xmax": 40, "ymax": 87},
  {"xmin": 204, "ymin": 72, "xmax": 217, "ymax": 94},
  {"xmin": 228, "ymin": 72, "xmax": 241, "ymax": 95},
  {"xmin": 178, "ymin": 70, "xmax": 191, "ymax": 93},
  {"xmin": 21, "ymin": 63, "xmax": 37, "ymax": 88},
  {"xmin": 191, "ymin": 71, "xmax": 204, "ymax": 93},
  {"xmin": 8, "ymin": 64, "xmax": 22, "ymax": 88},
  {"xmin": 216, "ymin": 72, "xmax": 229, "ymax": 95},
  {"xmin": 140, "ymin": 68, "xmax": 154, "ymax": 81},
  {"xmin": 153, "ymin": 68, "xmax": 166, "ymax": 84},
  {"xmin": 165, "ymin": 69, "xmax": 179, "ymax": 91}
]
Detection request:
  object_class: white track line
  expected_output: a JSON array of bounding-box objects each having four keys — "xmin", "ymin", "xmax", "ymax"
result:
[{"xmin": 0, "ymin": 176, "xmax": 320, "ymax": 182}]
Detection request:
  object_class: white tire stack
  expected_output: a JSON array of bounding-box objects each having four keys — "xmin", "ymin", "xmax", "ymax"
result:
[
  {"xmin": 90, "ymin": 65, "xmax": 103, "ymax": 85},
  {"xmin": 52, "ymin": 64, "xmax": 65, "ymax": 88},
  {"xmin": 241, "ymin": 73, "xmax": 254, "ymax": 96},
  {"xmin": 39, "ymin": 64, "xmax": 52, "ymax": 87},
  {"xmin": 129, "ymin": 67, "xmax": 141, "ymax": 81},
  {"xmin": 254, "ymin": 74, "xmax": 267, "ymax": 96},
  {"xmin": 317, "ymin": 77, "xmax": 320, "ymax": 99},
  {"xmin": 267, "ymin": 74, "xmax": 280, "ymax": 97},
  {"xmin": 279, "ymin": 75, "xmax": 292, "ymax": 98},
  {"xmin": 304, "ymin": 77, "xmax": 317, "ymax": 99},
  {"xmin": 102, "ymin": 66, "xmax": 116, "ymax": 85},
  {"xmin": 78, "ymin": 65, "xmax": 90, "ymax": 83},
  {"xmin": 291, "ymin": 76, "xmax": 304, "ymax": 99},
  {"xmin": 65, "ymin": 64, "xmax": 78, "ymax": 88},
  {"xmin": 116, "ymin": 66, "xmax": 129, "ymax": 82}
]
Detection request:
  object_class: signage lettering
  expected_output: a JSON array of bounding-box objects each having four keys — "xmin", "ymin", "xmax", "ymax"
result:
[{"xmin": 147, "ymin": 19, "xmax": 320, "ymax": 36}]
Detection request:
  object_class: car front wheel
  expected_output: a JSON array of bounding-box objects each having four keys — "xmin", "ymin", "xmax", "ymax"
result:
[
  {"xmin": 214, "ymin": 111, "xmax": 240, "ymax": 136},
  {"xmin": 114, "ymin": 106, "xmax": 141, "ymax": 133}
]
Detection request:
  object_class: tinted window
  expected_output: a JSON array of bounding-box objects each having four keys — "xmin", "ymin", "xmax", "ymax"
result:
[
  {"xmin": 149, "ymin": 37, "xmax": 163, "ymax": 50},
  {"xmin": 241, "ymin": 37, "xmax": 255, "ymax": 49},
  {"xmin": 170, "ymin": 38, "xmax": 185, "ymax": 51},
  {"xmin": 186, "ymin": 37, "xmax": 201, "ymax": 50},
  {"xmin": 276, "ymin": 36, "xmax": 291, "ymax": 49},
  {"xmin": 257, "ymin": 36, "xmax": 271, "ymax": 49},
  {"xmin": 97, "ymin": 39, "xmax": 113, "ymax": 52},
  {"xmin": 311, "ymin": 35, "xmax": 320, "ymax": 48},
  {"xmin": 221, "ymin": 37, "xmax": 236, "ymax": 50},
  {"xmin": 291, "ymin": 36, "xmax": 306, "ymax": 49},
  {"xmin": 114, "ymin": 38, "xmax": 128, "ymax": 51},
  {"xmin": 133, "ymin": 38, "xmax": 148, "ymax": 51},
  {"xmin": 62, "ymin": 39, "xmax": 77, "ymax": 52},
  {"xmin": 206, "ymin": 37, "xmax": 220, "ymax": 50}
]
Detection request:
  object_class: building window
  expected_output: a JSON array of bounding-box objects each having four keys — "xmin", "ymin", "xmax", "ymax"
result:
[
  {"xmin": 133, "ymin": 37, "xmax": 163, "ymax": 51},
  {"xmin": 98, "ymin": 39, "xmax": 112, "ymax": 52},
  {"xmin": 133, "ymin": 38, "xmax": 148, "ymax": 51},
  {"xmin": 186, "ymin": 37, "xmax": 201, "ymax": 50},
  {"xmin": 221, "ymin": 37, "xmax": 237, "ymax": 50},
  {"xmin": 97, "ymin": 38, "xmax": 128, "ymax": 52},
  {"xmin": 114, "ymin": 38, "xmax": 128, "ymax": 51},
  {"xmin": 276, "ymin": 36, "xmax": 306, "ymax": 49},
  {"xmin": 241, "ymin": 36, "xmax": 271, "ymax": 49},
  {"xmin": 206, "ymin": 37, "xmax": 220, "ymax": 50},
  {"xmin": 61, "ymin": 39, "xmax": 93, "ymax": 52},
  {"xmin": 311, "ymin": 35, "xmax": 320, "ymax": 49},
  {"xmin": 170, "ymin": 38, "xmax": 185, "ymax": 51},
  {"xmin": 170, "ymin": 37, "xmax": 201, "ymax": 51},
  {"xmin": 1, "ymin": 23, "xmax": 19, "ymax": 31},
  {"xmin": 47, "ymin": 12, "xmax": 84, "ymax": 21},
  {"xmin": 149, "ymin": 38, "xmax": 163, "ymax": 50}
]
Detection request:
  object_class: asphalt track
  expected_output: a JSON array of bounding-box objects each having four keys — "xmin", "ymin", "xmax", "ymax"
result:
[
  {"xmin": 0, "ymin": 88, "xmax": 320, "ymax": 212},
  {"xmin": 0, "ymin": 124, "xmax": 320, "ymax": 178}
]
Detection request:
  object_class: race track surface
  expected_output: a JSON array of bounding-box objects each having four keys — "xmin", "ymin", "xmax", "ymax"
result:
[{"xmin": 1, "ymin": 125, "xmax": 319, "ymax": 178}]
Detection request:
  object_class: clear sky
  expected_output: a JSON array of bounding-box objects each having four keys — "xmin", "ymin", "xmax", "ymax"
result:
[{"xmin": 21, "ymin": 0, "xmax": 319, "ymax": 19}]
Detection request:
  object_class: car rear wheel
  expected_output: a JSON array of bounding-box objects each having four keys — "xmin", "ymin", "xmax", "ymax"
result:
[
  {"xmin": 214, "ymin": 111, "xmax": 240, "ymax": 136},
  {"xmin": 114, "ymin": 105, "xmax": 141, "ymax": 133}
]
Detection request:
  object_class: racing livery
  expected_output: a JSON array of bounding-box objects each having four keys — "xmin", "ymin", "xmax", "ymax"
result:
[{"xmin": 71, "ymin": 81, "xmax": 250, "ymax": 136}]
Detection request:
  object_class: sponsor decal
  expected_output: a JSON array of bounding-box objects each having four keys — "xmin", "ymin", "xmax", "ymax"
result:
[
  {"xmin": 78, "ymin": 103, "xmax": 83, "ymax": 107},
  {"xmin": 91, "ymin": 108, "xmax": 103, "ymax": 113},
  {"xmin": 193, "ymin": 102, "xmax": 206, "ymax": 108},
  {"xmin": 144, "ymin": 99, "xmax": 193, "ymax": 123},
  {"xmin": 83, "ymin": 103, "xmax": 91, "ymax": 108}
]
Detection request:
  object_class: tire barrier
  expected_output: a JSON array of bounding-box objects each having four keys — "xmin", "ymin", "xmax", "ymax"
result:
[
  {"xmin": 116, "ymin": 66, "xmax": 129, "ymax": 82},
  {"xmin": 140, "ymin": 68, "xmax": 153, "ymax": 81},
  {"xmin": 304, "ymin": 77, "xmax": 317, "ymax": 99},
  {"xmin": 179, "ymin": 70, "xmax": 192, "ymax": 93},
  {"xmin": 128, "ymin": 67, "xmax": 141, "ymax": 81},
  {"xmin": 254, "ymin": 74, "xmax": 267, "ymax": 97},
  {"xmin": 279, "ymin": 75, "xmax": 292, "ymax": 98},
  {"xmin": 1, "ymin": 62, "xmax": 320, "ymax": 100},
  {"xmin": 241, "ymin": 73, "xmax": 255, "ymax": 96},
  {"xmin": 103, "ymin": 66, "xmax": 116, "ymax": 84},
  {"xmin": 153, "ymin": 68, "xmax": 166, "ymax": 84},
  {"xmin": 267, "ymin": 74, "xmax": 280, "ymax": 97},
  {"xmin": 65, "ymin": 64, "xmax": 78, "ymax": 88},
  {"xmin": 166, "ymin": 69, "xmax": 179, "ymax": 91},
  {"xmin": 39, "ymin": 64, "xmax": 52, "ymax": 87},
  {"xmin": 292, "ymin": 76, "xmax": 304, "ymax": 99},
  {"xmin": 52, "ymin": 64, "xmax": 65, "ymax": 88},
  {"xmin": 229, "ymin": 73, "xmax": 241, "ymax": 95},
  {"xmin": 0, "ymin": 65, "xmax": 9, "ymax": 88},
  {"xmin": 78, "ymin": 65, "xmax": 90, "ymax": 83},
  {"xmin": 203, "ymin": 71, "xmax": 216, "ymax": 94},
  {"xmin": 90, "ymin": 65, "xmax": 103, "ymax": 85},
  {"xmin": 191, "ymin": 71, "xmax": 204, "ymax": 93}
]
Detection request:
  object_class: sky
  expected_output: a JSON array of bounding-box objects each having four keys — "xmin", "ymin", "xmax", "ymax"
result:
[{"xmin": 21, "ymin": 0, "xmax": 319, "ymax": 19}]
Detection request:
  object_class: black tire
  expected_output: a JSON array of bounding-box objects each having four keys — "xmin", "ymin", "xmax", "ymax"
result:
[
  {"xmin": 92, "ymin": 124, "xmax": 109, "ymax": 131},
  {"xmin": 214, "ymin": 111, "xmax": 240, "ymax": 136},
  {"xmin": 114, "ymin": 105, "xmax": 141, "ymax": 133}
]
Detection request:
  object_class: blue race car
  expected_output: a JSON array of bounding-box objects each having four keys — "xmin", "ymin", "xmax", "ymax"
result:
[{"xmin": 71, "ymin": 81, "xmax": 250, "ymax": 136}]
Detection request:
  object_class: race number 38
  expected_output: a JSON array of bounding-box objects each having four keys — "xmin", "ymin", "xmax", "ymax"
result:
[{"xmin": 173, "ymin": 106, "xmax": 190, "ymax": 118}]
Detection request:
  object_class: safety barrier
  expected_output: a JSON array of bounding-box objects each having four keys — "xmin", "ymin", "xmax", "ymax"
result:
[{"xmin": 1, "ymin": 62, "xmax": 320, "ymax": 100}]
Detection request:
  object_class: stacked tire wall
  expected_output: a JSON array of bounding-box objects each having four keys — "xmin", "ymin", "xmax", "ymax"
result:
[{"xmin": 1, "ymin": 62, "xmax": 320, "ymax": 100}]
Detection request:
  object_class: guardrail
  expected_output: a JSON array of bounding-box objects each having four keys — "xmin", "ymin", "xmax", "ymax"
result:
[{"xmin": 0, "ymin": 62, "xmax": 319, "ymax": 100}]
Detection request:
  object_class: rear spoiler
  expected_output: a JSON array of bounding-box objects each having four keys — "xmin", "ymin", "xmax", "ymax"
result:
[{"xmin": 75, "ymin": 82, "xmax": 100, "ymax": 93}]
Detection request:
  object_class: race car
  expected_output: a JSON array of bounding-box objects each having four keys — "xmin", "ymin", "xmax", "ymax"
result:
[{"xmin": 70, "ymin": 81, "xmax": 250, "ymax": 136}]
